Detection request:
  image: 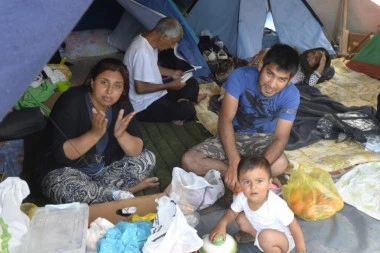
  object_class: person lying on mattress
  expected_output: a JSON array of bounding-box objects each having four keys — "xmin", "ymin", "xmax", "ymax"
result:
[
  {"xmin": 124, "ymin": 17, "xmax": 204, "ymax": 125},
  {"xmin": 295, "ymin": 47, "xmax": 335, "ymax": 86},
  {"xmin": 181, "ymin": 44, "xmax": 300, "ymax": 192},
  {"xmin": 37, "ymin": 58, "xmax": 159, "ymax": 204}
]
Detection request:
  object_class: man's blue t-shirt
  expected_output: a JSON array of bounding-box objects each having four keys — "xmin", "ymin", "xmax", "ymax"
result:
[{"xmin": 223, "ymin": 66, "xmax": 300, "ymax": 133}]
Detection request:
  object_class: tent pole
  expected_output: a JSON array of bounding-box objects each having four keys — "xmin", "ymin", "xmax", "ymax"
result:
[
  {"xmin": 332, "ymin": 0, "xmax": 344, "ymax": 43},
  {"xmin": 339, "ymin": 0, "xmax": 349, "ymax": 55}
]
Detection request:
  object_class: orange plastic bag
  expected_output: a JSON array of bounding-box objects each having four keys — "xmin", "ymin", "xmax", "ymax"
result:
[{"xmin": 282, "ymin": 166, "xmax": 344, "ymax": 221}]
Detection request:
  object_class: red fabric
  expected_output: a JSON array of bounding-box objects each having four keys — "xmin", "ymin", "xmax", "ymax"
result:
[{"xmin": 346, "ymin": 60, "xmax": 380, "ymax": 80}]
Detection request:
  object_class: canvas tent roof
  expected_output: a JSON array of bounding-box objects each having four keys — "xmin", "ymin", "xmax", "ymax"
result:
[
  {"xmin": 351, "ymin": 31, "xmax": 380, "ymax": 66},
  {"xmin": 0, "ymin": 0, "xmax": 93, "ymax": 122}
]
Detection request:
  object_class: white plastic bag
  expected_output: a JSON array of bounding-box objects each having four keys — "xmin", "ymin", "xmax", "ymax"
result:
[
  {"xmin": 142, "ymin": 196, "xmax": 203, "ymax": 253},
  {"xmin": 169, "ymin": 167, "xmax": 225, "ymax": 214},
  {"xmin": 0, "ymin": 177, "xmax": 30, "ymax": 253}
]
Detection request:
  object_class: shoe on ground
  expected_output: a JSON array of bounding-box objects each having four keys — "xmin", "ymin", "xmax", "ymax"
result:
[
  {"xmin": 203, "ymin": 49, "xmax": 217, "ymax": 62},
  {"xmin": 217, "ymin": 49, "xmax": 228, "ymax": 60},
  {"xmin": 214, "ymin": 40, "xmax": 224, "ymax": 49},
  {"xmin": 202, "ymin": 50, "xmax": 211, "ymax": 62},
  {"xmin": 200, "ymin": 29, "xmax": 213, "ymax": 38}
]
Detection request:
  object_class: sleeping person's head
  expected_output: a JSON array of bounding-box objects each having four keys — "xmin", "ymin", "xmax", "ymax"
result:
[{"xmin": 300, "ymin": 47, "xmax": 331, "ymax": 73}]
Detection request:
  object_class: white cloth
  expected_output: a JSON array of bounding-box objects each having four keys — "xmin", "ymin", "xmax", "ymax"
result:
[
  {"xmin": 124, "ymin": 34, "xmax": 167, "ymax": 112},
  {"xmin": 231, "ymin": 191, "xmax": 295, "ymax": 252},
  {"xmin": 0, "ymin": 177, "xmax": 30, "ymax": 252},
  {"xmin": 86, "ymin": 217, "xmax": 115, "ymax": 252},
  {"xmin": 335, "ymin": 162, "xmax": 380, "ymax": 221}
]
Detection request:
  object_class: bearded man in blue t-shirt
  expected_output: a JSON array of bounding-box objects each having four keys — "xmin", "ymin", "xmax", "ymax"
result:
[{"xmin": 182, "ymin": 44, "xmax": 300, "ymax": 192}]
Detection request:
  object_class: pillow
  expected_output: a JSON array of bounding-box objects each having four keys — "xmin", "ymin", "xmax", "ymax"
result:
[
  {"xmin": 62, "ymin": 29, "xmax": 119, "ymax": 60},
  {"xmin": 107, "ymin": 10, "xmax": 146, "ymax": 52}
]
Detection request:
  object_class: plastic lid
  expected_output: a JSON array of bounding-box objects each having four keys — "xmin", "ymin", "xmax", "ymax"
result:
[{"xmin": 21, "ymin": 203, "xmax": 89, "ymax": 253}]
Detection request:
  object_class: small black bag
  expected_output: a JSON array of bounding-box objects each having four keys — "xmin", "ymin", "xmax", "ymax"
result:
[{"xmin": 317, "ymin": 111, "xmax": 380, "ymax": 143}]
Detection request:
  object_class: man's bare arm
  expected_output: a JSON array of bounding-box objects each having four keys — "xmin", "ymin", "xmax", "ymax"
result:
[
  {"xmin": 218, "ymin": 93, "xmax": 240, "ymax": 191},
  {"xmin": 264, "ymin": 118, "xmax": 293, "ymax": 164},
  {"xmin": 134, "ymin": 79, "xmax": 184, "ymax": 94},
  {"xmin": 158, "ymin": 66, "xmax": 183, "ymax": 78}
]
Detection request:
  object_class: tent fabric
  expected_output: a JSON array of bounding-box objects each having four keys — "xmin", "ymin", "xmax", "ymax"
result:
[
  {"xmin": 107, "ymin": 10, "xmax": 147, "ymax": 52},
  {"xmin": 346, "ymin": 61, "xmax": 380, "ymax": 80},
  {"xmin": 346, "ymin": 31, "xmax": 380, "ymax": 80},
  {"xmin": 0, "ymin": 0, "xmax": 93, "ymax": 122},
  {"xmin": 270, "ymin": 0, "xmax": 334, "ymax": 55},
  {"xmin": 186, "ymin": 0, "xmax": 334, "ymax": 59},
  {"xmin": 237, "ymin": 0, "xmax": 267, "ymax": 59},
  {"xmin": 349, "ymin": 31, "xmax": 380, "ymax": 65},
  {"xmin": 186, "ymin": 0, "xmax": 241, "ymax": 58},
  {"xmin": 108, "ymin": 0, "xmax": 165, "ymax": 52}
]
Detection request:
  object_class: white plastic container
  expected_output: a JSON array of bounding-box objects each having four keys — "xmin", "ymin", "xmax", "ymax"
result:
[{"xmin": 21, "ymin": 203, "xmax": 89, "ymax": 253}]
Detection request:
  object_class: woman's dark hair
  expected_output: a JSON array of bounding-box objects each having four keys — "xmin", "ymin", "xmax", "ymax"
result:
[
  {"xmin": 82, "ymin": 58, "xmax": 129, "ymax": 102},
  {"xmin": 262, "ymin": 43, "xmax": 300, "ymax": 78},
  {"xmin": 237, "ymin": 156, "xmax": 272, "ymax": 179},
  {"xmin": 299, "ymin": 47, "xmax": 331, "ymax": 82}
]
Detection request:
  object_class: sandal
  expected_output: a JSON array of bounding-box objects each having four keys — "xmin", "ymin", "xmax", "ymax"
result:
[
  {"xmin": 203, "ymin": 49, "xmax": 217, "ymax": 62},
  {"xmin": 234, "ymin": 231, "xmax": 255, "ymax": 244}
]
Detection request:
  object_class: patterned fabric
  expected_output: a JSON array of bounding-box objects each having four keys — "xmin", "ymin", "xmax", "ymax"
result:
[
  {"xmin": 290, "ymin": 67, "xmax": 305, "ymax": 85},
  {"xmin": 285, "ymin": 139, "xmax": 380, "ymax": 173},
  {"xmin": 194, "ymin": 83, "xmax": 221, "ymax": 135},
  {"xmin": 191, "ymin": 133, "xmax": 273, "ymax": 160},
  {"xmin": 41, "ymin": 149, "xmax": 155, "ymax": 204},
  {"xmin": 61, "ymin": 29, "xmax": 119, "ymax": 61},
  {"xmin": 315, "ymin": 58, "xmax": 380, "ymax": 108}
]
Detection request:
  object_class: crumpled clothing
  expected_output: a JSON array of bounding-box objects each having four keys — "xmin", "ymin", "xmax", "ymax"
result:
[
  {"xmin": 14, "ymin": 81, "xmax": 55, "ymax": 115},
  {"xmin": 98, "ymin": 221, "xmax": 152, "ymax": 253}
]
